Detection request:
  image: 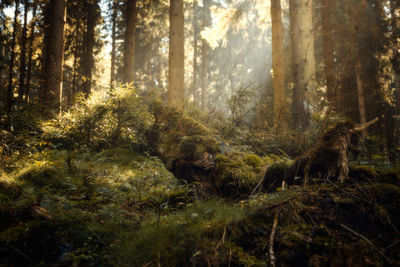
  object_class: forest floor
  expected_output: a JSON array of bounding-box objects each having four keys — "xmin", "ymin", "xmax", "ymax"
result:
[{"xmin": 1, "ymin": 91, "xmax": 400, "ymax": 266}]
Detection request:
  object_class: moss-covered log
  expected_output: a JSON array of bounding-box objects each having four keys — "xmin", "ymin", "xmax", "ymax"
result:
[{"xmin": 147, "ymin": 102, "xmax": 267, "ymax": 197}]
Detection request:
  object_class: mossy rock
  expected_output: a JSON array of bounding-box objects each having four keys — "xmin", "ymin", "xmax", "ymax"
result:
[
  {"xmin": 262, "ymin": 161, "xmax": 292, "ymax": 192},
  {"xmin": 214, "ymin": 152, "xmax": 265, "ymax": 195},
  {"xmin": 179, "ymin": 135, "xmax": 220, "ymax": 160}
]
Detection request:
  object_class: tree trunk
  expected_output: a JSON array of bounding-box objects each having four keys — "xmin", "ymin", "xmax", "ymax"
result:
[
  {"xmin": 192, "ymin": 1, "xmax": 199, "ymax": 105},
  {"xmin": 271, "ymin": 0, "xmax": 287, "ymax": 127},
  {"xmin": 5, "ymin": 0, "xmax": 20, "ymax": 129},
  {"xmin": 123, "ymin": 0, "xmax": 138, "ymax": 85},
  {"xmin": 81, "ymin": 0, "xmax": 98, "ymax": 97},
  {"xmin": 168, "ymin": 0, "xmax": 185, "ymax": 111},
  {"xmin": 201, "ymin": 0, "xmax": 210, "ymax": 111},
  {"xmin": 26, "ymin": 1, "xmax": 37, "ymax": 103},
  {"xmin": 321, "ymin": 0, "xmax": 337, "ymax": 109},
  {"xmin": 41, "ymin": 0, "xmax": 66, "ymax": 113},
  {"xmin": 18, "ymin": 0, "xmax": 29, "ymax": 102},
  {"xmin": 110, "ymin": 0, "xmax": 118, "ymax": 88},
  {"xmin": 290, "ymin": 0, "xmax": 316, "ymax": 129},
  {"xmin": 355, "ymin": 61, "xmax": 367, "ymax": 140}
]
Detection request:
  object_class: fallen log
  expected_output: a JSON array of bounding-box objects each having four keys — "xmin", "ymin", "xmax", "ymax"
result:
[{"xmin": 146, "ymin": 102, "xmax": 267, "ymax": 197}]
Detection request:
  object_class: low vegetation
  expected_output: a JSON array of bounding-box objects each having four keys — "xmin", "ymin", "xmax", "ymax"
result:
[{"xmin": 1, "ymin": 89, "xmax": 399, "ymax": 266}]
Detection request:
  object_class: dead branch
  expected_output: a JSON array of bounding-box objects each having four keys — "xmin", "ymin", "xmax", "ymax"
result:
[
  {"xmin": 339, "ymin": 223, "xmax": 392, "ymax": 264},
  {"xmin": 268, "ymin": 210, "xmax": 279, "ymax": 267}
]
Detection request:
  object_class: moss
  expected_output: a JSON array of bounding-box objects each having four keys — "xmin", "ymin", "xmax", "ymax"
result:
[
  {"xmin": 179, "ymin": 135, "xmax": 220, "ymax": 160},
  {"xmin": 349, "ymin": 165, "xmax": 378, "ymax": 180},
  {"xmin": 262, "ymin": 161, "xmax": 291, "ymax": 192},
  {"xmin": 18, "ymin": 164, "xmax": 64, "ymax": 188},
  {"xmin": 215, "ymin": 152, "xmax": 266, "ymax": 194}
]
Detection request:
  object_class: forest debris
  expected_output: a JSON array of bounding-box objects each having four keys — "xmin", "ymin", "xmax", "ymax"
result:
[
  {"xmin": 284, "ymin": 118, "xmax": 378, "ymax": 185},
  {"xmin": 339, "ymin": 223, "xmax": 392, "ymax": 264},
  {"xmin": 268, "ymin": 210, "xmax": 279, "ymax": 267}
]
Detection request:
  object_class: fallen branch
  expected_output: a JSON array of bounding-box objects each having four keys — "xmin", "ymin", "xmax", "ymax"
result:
[
  {"xmin": 4, "ymin": 243, "xmax": 32, "ymax": 262},
  {"xmin": 268, "ymin": 210, "xmax": 279, "ymax": 267},
  {"xmin": 339, "ymin": 223, "xmax": 392, "ymax": 264},
  {"xmin": 326, "ymin": 179, "xmax": 373, "ymax": 204}
]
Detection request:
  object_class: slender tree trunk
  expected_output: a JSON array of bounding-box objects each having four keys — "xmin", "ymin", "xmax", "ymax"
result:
[
  {"xmin": 41, "ymin": 0, "xmax": 66, "ymax": 113},
  {"xmin": 355, "ymin": 61, "xmax": 367, "ymax": 139},
  {"xmin": 123, "ymin": 0, "xmax": 138, "ymax": 84},
  {"xmin": 26, "ymin": 1, "xmax": 37, "ymax": 103},
  {"xmin": 201, "ymin": 0, "xmax": 210, "ymax": 111},
  {"xmin": 5, "ymin": 0, "xmax": 20, "ymax": 129},
  {"xmin": 271, "ymin": 0, "xmax": 287, "ymax": 127},
  {"xmin": 168, "ymin": 0, "xmax": 184, "ymax": 111},
  {"xmin": 110, "ymin": 0, "xmax": 118, "ymax": 88},
  {"xmin": 18, "ymin": 0, "xmax": 28, "ymax": 102},
  {"xmin": 81, "ymin": 0, "xmax": 97, "ymax": 97},
  {"xmin": 69, "ymin": 42, "xmax": 78, "ymax": 105},
  {"xmin": 290, "ymin": 0, "xmax": 316, "ymax": 129},
  {"xmin": 192, "ymin": 1, "xmax": 199, "ymax": 104},
  {"xmin": 321, "ymin": 0, "xmax": 337, "ymax": 109}
]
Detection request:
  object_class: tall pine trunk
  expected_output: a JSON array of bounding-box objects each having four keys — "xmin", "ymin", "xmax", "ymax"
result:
[
  {"xmin": 5, "ymin": 0, "xmax": 20, "ymax": 129},
  {"xmin": 201, "ymin": 0, "xmax": 210, "ymax": 111},
  {"xmin": 290, "ymin": 0, "xmax": 316, "ymax": 129},
  {"xmin": 81, "ymin": 0, "xmax": 98, "ymax": 97},
  {"xmin": 123, "ymin": 0, "xmax": 138, "ymax": 84},
  {"xmin": 192, "ymin": 1, "xmax": 199, "ymax": 104},
  {"xmin": 168, "ymin": 0, "xmax": 184, "ymax": 111},
  {"xmin": 110, "ymin": 0, "xmax": 118, "ymax": 88},
  {"xmin": 321, "ymin": 0, "xmax": 337, "ymax": 109},
  {"xmin": 18, "ymin": 0, "xmax": 28, "ymax": 101},
  {"xmin": 41, "ymin": 0, "xmax": 66, "ymax": 113},
  {"xmin": 26, "ymin": 1, "xmax": 37, "ymax": 103},
  {"xmin": 271, "ymin": 0, "xmax": 287, "ymax": 127}
]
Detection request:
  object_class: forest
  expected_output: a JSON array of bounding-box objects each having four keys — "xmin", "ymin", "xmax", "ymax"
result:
[{"xmin": 1, "ymin": 0, "xmax": 400, "ymax": 266}]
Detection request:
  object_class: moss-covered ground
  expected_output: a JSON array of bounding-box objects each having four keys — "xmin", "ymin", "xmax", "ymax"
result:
[{"xmin": 1, "ymin": 91, "xmax": 399, "ymax": 266}]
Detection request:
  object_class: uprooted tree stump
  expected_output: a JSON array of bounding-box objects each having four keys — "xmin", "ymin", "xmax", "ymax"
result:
[{"xmin": 281, "ymin": 118, "xmax": 379, "ymax": 186}]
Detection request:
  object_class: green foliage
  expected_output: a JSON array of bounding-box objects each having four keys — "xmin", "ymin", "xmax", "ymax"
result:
[{"xmin": 42, "ymin": 85, "xmax": 153, "ymax": 150}]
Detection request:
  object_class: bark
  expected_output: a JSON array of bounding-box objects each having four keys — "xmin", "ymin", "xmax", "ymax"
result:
[
  {"xmin": 41, "ymin": 0, "xmax": 66, "ymax": 113},
  {"xmin": 271, "ymin": 0, "xmax": 287, "ymax": 127},
  {"xmin": 355, "ymin": 61, "xmax": 366, "ymax": 140},
  {"xmin": 110, "ymin": 0, "xmax": 118, "ymax": 88},
  {"xmin": 201, "ymin": 0, "xmax": 211, "ymax": 111},
  {"xmin": 123, "ymin": 0, "xmax": 138, "ymax": 84},
  {"xmin": 5, "ymin": 0, "xmax": 20, "ymax": 129},
  {"xmin": 168, "ymin": 0, "xmax": 185, "ymax": 111},
  {"xmin": 290, "ymin": 0, "xmax": 316, "ymax": 129},
  {"xmin": 192, "ymin": 1, "xmax": 199, "ymax": 104},
  {"xmin": 26, "ymin": 1, "xmax": 37, "ymax": 103},
  {"xmin": 321, "ymin": 0, "xmax": 337, "ymax": 108},
  {"xmin": 81, "ymin": 0, "xmax": 98, "ymax": 97},
  {"xmin": 18, "ymin": 0, "xmax": 29, "ymax": 101}
]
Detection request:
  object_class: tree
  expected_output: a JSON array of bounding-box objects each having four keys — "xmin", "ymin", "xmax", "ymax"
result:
[
  {"xmin": 289, "ymin": 0, "xmax": 316, "ymax": 129},
  {"xmin": 123, "ymin": 0, "xmax": 138, "ymax": 84},
  {"xmin": 168, "ymin": 0, "xmax": 184, "ymax": 111},
  {"xmin": 26, "ymin": 0, "xmax": 38, "ymax": 103},
  {"xmin": 81, "ymin": 0, "xmax": 99, "ymax": 97},
  {"xmin": 5, "ymin": 0, "xmax": 20, "ymax": 129},
  {"xmin": 192, "ymin": 0, "xmax": 200, "ymax": 104},
  {"xmin": 201, "ymin": 0, "xmax": 211, "ymax": 111},
  {"xmin": 271, "ymin": 0, "xmax": 287, "ymax": 127},
  {"xmin": 110, "ymin": 0, "xmax": 118, "ymax": 88},
  {"xmin": 18, "ymin": 0, "xmax": 29, "ymax": 101},
  {"xmin": 41, "ymin": 0, "xmax": 66, "ymax": 113},
  {"xmin": 321, "ymin": 0, "xmax": 337, "ymax": 109}
]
